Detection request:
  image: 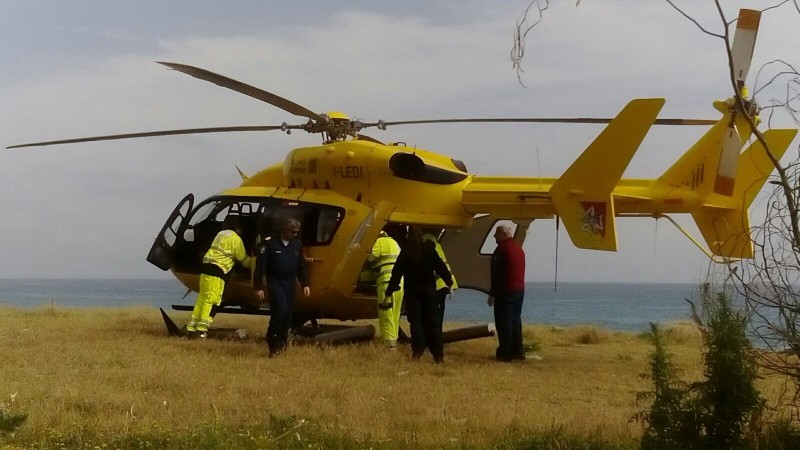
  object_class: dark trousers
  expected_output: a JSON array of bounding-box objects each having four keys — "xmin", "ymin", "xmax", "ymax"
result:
[
  {"xmin": 405, "ymin": 287, "xmax": 444, "ymax": 362},
  {"xmin": 436, "ymin": 287, "xmax": 449, "ymax": 327},
  {"xmin": 493, "ymin": 291, "xmax": 524, "ymax": 361},
  {"xmin": 266, "ymin": 277, "xmax": 295, "ymax": 354}
]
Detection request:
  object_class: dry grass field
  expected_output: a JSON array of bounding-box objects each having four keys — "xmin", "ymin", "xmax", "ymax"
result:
[{"xmin": 0, "ymin": 306, "xmax": 791, "ymax": 449}]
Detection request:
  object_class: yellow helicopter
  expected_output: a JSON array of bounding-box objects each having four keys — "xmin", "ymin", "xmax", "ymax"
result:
[{"xmin": 8, "ymin": 9, "xmax": 797, "ymax": 336}]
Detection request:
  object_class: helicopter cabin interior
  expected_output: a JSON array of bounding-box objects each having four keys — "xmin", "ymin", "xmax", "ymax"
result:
[
  {"xmin": 165, "ymin": 195, "xmax": 437, "ymax": 294},
  {"xmin": 147, "ymin": 194, "xmax": 514, "ymax": 301},
  {"xmin": 150, "ymin": 195, "xmax": 344, "ymax": 281}
]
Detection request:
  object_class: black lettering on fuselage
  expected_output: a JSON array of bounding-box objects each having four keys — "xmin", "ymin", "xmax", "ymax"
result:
[
  {"xmin": 333, "ymin": 165, "xmax": 363, "ymax": 178},
  {"xmin": 290, "ymin": 159, "xmax": 307, "ymax": 174}
]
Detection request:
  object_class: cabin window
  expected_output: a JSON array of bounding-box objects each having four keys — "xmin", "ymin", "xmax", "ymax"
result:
[
  {"xmin": 316, "ymin": 208, "xmax": 342, "ymax": 244},
  {"xmin": 188, "ymin": 200, "xmax": 259, "ymax": 225},
  {"xmin": 256, "ymin": 200, "xmax": 344, "ymax": 247},
  {"xmin": 171, "ymin": 195, "xmax": 346, "ymax": 275},
  {"xmin": 183, "ymin": 198, "xmax": 261, "ymax": 254}
]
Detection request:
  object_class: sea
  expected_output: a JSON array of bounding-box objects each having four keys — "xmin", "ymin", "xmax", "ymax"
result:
[{"xmin": 0, "ymin": 279, "xmax": 703, "ymax": 333}]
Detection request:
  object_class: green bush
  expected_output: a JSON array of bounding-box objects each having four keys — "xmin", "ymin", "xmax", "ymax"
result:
[
  {"xmin": 0, "ymin": 409, "xmax": 27, "ymax": 435},
  {"xmin": 635, "ymin": 288, "xmax": 782, "ymax": 450},
  {"xmin": 635, "ymin": 323, "xmax": 699, "ymax": 450}
]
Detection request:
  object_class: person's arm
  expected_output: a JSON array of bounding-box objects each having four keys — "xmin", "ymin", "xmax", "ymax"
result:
[
  {"xmin": 489, "ymin": 245, "xmax": 507, "ymax": 300},
  {"xmin": 295, "ymin": 241, "xmax": 311, "ymax": 296},
  {"xmin": 430, "ymin": 246, "xmax": 453, "ymax": 288},
  {"xmin": 486, "ymin": 246, "xmax": 507, "ymax": 306},
  {"xmin": 438, "ymin": 245, "xmax": 457, "ymax": 290},
  {"xmin": 254, "ymin": 240, "xmax": 269, "ymax": 299},
  {"xmin": 232, "ymin": 234, "xmax": 254, "ymax": 269},
  {"xmin": 385, "ymin": 251, "xmax": 405, "ymax": 295}
]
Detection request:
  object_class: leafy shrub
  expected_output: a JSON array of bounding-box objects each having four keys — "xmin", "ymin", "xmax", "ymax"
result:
[
  {"xmin": 635, "ymin": 288, "xmax": 774, "ymax": 450},
  {"xmin": 0, "ymin": 409, "xmax": 27, "ymax": 435}
]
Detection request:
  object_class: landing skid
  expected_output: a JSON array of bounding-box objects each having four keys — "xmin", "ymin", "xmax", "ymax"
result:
[
  {"xmin": 159, "ymin": 308, "xmax": 247, "ymax": 340},
  {"xmin": 160, "ymin": 308, "xmax": 495, "ymax": 345},
  {"xmin": 170, "ymin": 304, "xmax": 269, "ymax": 316},
  {"xmin": 293, "ymin": 322, "xmax": 376, "ymax": 345}
]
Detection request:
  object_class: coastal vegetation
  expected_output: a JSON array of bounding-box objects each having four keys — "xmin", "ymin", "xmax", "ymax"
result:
[{"xmin": 0, "ymin": 305, "xmax": 795, "ymax": 449}]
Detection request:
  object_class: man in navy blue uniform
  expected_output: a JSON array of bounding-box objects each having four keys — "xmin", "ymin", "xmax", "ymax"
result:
[{"xmin": 255, "ymin": 217, "xmax": 310, "ymax": 357}]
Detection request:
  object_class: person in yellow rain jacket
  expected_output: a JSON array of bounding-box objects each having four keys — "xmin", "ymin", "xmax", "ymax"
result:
[
  {"xmin": 422, "ymin": 229, "xmax": 457, "ymax": 327},
  {"xmin": 186, "ymin": 215, "xmax": 254, "ymax": 338},
  {"xmin": 367, "ymin": 230, "xmax": 404, "ymax": 348}
]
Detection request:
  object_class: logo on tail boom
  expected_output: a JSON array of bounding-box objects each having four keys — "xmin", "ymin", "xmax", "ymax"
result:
[{"xmin": 580, "ymin": 202, "xmax": 607, "ymax": 237}]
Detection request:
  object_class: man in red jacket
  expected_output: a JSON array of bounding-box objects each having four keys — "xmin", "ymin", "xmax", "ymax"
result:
[{"xmin": 488, "ymin": 224, "xmax": 526, "ymax": 362}]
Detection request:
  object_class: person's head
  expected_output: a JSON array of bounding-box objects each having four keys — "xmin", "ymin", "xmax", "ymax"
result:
[
  {"xmin": 407, "ymin": 225, "xmax": 424, "ymax": 245},
  {"xmin": 223, "ymin": 215, "xmax": 244, "ymax": 234},
  {"xmin": 493, "ymin": 224, "xmax": 514, "ymax": 244},
  {"xmin": 421, "ymin": 227, "xmax": 443, "ymax": 241},
  {"xmin": 280, "ymin": 217, "xmax": 301, "ymax": 240}
]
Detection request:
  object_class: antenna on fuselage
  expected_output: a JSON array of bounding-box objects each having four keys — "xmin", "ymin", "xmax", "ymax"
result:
[{"xmin": 554, "ymin": 216, "xmax": 560, "ymax": 293}]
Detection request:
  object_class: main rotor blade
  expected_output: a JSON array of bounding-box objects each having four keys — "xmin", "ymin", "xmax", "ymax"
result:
[
  {"xmin": 7, "ymin": 125, "xmax": 287, "ymax": 149},
  {"xmin": 731, "ymin": 9, "xmax": 761, "ymax": 92},
  {"xmin": 158, "ymin": 62, "xmax": 324, "ymax": 122},
  {"xmin": 361, "ymin": 117, "xmax": 717, "ymax": 128}
]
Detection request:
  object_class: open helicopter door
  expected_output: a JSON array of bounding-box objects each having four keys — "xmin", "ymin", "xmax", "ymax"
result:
[
  {"xmin": 439, "ymin": 215, "xmax": 532, "ymax": 294},
  {"xmin": 328, "ymin": 200, "xmax": 395, "ymax": 296},
  {"xmin": 146, "ymin": 194, "xmax": 194, "ymax": 271}
]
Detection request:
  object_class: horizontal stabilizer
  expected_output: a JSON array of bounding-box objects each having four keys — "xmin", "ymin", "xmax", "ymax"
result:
[
  {"xmin": 550, "ymin": 98, "xmax": 665, "ymax": 250},
  {"xmin": 734, "ymin": 129, "xmax": 797, "ymax": 206},
  {"xmin": 693, "ymin": 128, "xmax": 797, "ymax": 258}
]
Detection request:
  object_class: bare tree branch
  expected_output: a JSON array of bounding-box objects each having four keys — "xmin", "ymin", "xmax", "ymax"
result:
[
  {"xmin": 664, "ymin": 0, "xmax": 724, "ymax": 38},
  {"xmin": 663, "ymin": 0, "xmax": 800, "ymax": 414},
  {"xmin": 511, "ymin": 1, "xmax": 550, "ymax": 87}
]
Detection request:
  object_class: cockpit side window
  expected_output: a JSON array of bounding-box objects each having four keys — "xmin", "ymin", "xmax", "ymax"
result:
[
  {"xmin": 316, "ymin": 208, "xmax": 342, "ymax": 244},
  {"xmin": 172, "ymin": 197, "xmax": 261, "ymax": 272}
]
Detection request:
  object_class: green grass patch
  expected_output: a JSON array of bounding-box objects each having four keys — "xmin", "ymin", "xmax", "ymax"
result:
[
  {"xmin": 0, "ymin": 410, "xmax": 27, "ymax": 436},
  {"xmin": 3, "ymin": 417, "xmax": 639, "ymax": 450}
]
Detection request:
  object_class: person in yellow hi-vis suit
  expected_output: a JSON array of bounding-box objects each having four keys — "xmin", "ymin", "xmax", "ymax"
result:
[
  {"xmin": 422, "ymin": 229, "xmax": 457, "ymax": 327},
  {"xmin": 186, "ymin": 215, "xmax": 254, "ymax": 338},
  {"xmin": 367, "ymin": 230, "xmax": 403, "ymax": 348}
]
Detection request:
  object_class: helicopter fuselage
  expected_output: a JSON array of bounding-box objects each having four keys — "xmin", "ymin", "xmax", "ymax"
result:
[{"xmin": 152, "ymin": 137, "xmax": 484, "ymax": 321}]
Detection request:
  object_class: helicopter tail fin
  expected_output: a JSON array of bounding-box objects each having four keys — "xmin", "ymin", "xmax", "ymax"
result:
[
  {"xmin": 691, "ymin": 128, "xmax": 797, "ymax": 258},
  {"xmin": 550, "ymin": 98, "xmax": 664, "ymax": 251}
]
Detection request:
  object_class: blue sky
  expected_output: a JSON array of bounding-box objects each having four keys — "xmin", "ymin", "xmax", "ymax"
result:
[{"xmin": 1, "ymin": 1, "xmax": 798, "ymax": 282}]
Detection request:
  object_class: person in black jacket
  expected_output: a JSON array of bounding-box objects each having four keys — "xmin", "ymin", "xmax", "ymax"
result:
[
  {"xmin": 255, "ymin": 217, "xmax": 310, "ymax": 357},
  {"xmin": 385, "ymin": 226, "xmax": 453, "ymax": 363}
]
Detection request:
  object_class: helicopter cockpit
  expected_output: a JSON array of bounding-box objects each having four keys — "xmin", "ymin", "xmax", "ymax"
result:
[{"xmin": 149, "ymin": 194, "xmax": 345, "ymax": 284}]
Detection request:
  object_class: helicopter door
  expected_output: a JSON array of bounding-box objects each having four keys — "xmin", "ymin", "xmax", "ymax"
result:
[
  {"xmin": 439, "ymin": 215, "xmax": 532, "ymax": 294},
  {"xmin": 146, "ymin": 194, "xmax": 194, "ymax": 271},
  {"xmin": 329, "ymin": 200, "xmax": 395, "ymax": 296}
]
